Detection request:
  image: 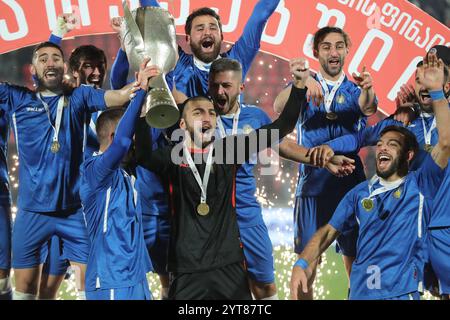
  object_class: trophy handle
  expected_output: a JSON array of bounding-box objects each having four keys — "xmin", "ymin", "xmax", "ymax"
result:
[{"xmin": 122, "ymin": 0, "xmax": 145, "ymax": 57}]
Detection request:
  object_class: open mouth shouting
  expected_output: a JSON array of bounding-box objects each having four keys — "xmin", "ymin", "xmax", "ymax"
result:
[
  {"xmin": 328, "ymin": 58, "xmax": 341, "ymax": 69},
  {"xmin": 201, "ymin": 37, "xmax": 216, "ymax": 53},
  {"xmin": 419, "ymin": 90, "xmax": 432, "ymax": 105},
  {"xmin": 377, "ymin": 153, "xmax": 392, "ymax": 171}
]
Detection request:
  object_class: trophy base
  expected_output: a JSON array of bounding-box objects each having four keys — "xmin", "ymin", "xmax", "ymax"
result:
[{"xmin": 146, "ymin": 104, "xmax": 180, "ymax": 129}]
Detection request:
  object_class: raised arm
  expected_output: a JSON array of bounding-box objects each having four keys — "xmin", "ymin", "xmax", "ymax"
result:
[
  {"xmin": 421, "ymin": 52, "xmax": 450, "ymax": 168},
  {"xmin": 94, "ymin": 89, "xmax": 147, "ymax": 177},
  {"xmin": 230, "ymin": 0, "xmax": 280, "ymax": 77},
  {"xmin": 352, "ymin": 66, "xmax": 377, "ymax": 116}
]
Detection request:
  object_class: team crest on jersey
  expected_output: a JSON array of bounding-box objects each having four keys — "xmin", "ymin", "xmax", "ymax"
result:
[
  {"xmin": 336, "ymin": 94, "xmax": 345, "ymax": 104},
  {"xmin": 393, "ymin": 188, "xmax": 402, "ymax": 199},
  {"xmin": 243, "ymin": 124, "xmax": 254, "ymax": 134}
]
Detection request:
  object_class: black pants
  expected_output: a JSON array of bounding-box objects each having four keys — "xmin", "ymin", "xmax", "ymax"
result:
[{"xmin": 168, "ymin": 262, "xmax": 252, "ymax": 300}]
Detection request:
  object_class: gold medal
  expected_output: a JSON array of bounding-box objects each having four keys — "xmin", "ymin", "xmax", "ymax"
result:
[
  {"xmin": 393, "ymin": 188, "xmax": 402, "ymax": 199},
  {"xmin": 362, "ymin": 198, "xmax": 374, "ymax": 211},
  {"xmin": 243, "ymin": 124, "xmax": 253, "ymax": 134},
  {"xmin": 424, "ymin": 144, "xmax": 434, "ymax": 153},
  {"xmin": 197, "ymin": 203, "xmax": 210, "ymax": 216},
  {"xmin": 326, "ymin": 112, "xmax": 338, "ymax": 121},
  {"xmin": 336, "ymin": 95, "xmax": 345, "ymax": 104},
  {"xmin": 51, "ymin": 141, "xmax": 60, "ymax": 153}
]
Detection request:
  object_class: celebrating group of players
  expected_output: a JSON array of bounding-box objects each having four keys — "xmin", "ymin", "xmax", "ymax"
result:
[{"xmin": 0, "ymin": 0, "xmax": 448, "ymax": 300}]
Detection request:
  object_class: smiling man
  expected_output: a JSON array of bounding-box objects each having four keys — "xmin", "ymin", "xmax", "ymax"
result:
[
  {"xmin": 290, "ymin": 52, "xmax": 450, "ymax": 300},
  {"xmin": 0, "ymin": 41, "xmax": 145, "ymax": 300},
  {"xmin": 273, "ymin": 26, "xmax": 378, "ymax": 300}
]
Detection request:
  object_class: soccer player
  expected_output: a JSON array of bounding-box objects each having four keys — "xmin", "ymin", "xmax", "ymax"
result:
[
  {"xmin": 0, "ymin": 108, "xmax": 11, "ymax": 300},
  {"xmin": 312, "ymin": 46, "xmax": 450, "ymax": 299},
  {"xmin": 79, "ymin": 59, "xmax": 156, "ymax": 300},
  {"xmin": 135, "ymin": 69, "xmax": 308, "ymax": 300},
  {"xmin": 109, "ymin": 0, "xmax": 282, "ymax": 299},
  {"xmin": 39, "ymin": 43, "xmax": 109, "ymax": 299},
  {"xmin": 273, "ymin": 26, "xmax": 378, "ymax": 300},
  {"xmin": 0, "ymin": 41, "xmax": 142, "ymax": 300},
  {"xmin": 207, "ymin": 58, "xmax": 356, "ymax": 299},
  {"xmin": 290, "ymin": 52, "xmax": 450, "ymax": 300}
]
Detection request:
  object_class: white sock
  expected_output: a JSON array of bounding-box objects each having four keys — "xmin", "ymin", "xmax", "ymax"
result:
[
  {"xmin": 260, "ymin": 294, "xmax": 279, "ymax": 300},
  {"xmin": 13, "ymin": 291, "xmax": 37, "ymax": 300},
  {"xmin": 0, "ymin": 277, "xmax": 11, "ymax": 294},
  {"xmin": 77, "ymin": 291, "xmax": 86, "ymax": 300},
  {"xmin": 161, "ymin": 287, "xmax": 169, "ymax": 300}
]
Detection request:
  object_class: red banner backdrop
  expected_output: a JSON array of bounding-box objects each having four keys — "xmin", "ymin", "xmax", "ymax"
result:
[{"xmin": 0, "ymin": 0, "xmax": 449, "ymax": 114}]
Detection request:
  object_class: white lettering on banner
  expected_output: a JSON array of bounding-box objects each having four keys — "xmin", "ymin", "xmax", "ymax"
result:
[
  {"xmin": 348, "ymin": 28, "xmax": 393, "ymax": 75},
  {"xmin": 387, "ymin": 55, "xmax": 422, "ymax": 101},
  {"xmin": 0, "ymin": 0, "xmax": 28, "ymax": 41},
  {"xmin": 377, "ymin": 2, "xmax": 447, "ymax": 51},
  {"xmin": 303, "ymin": 3, "xmax": 346, "ymax": 61},
  {"xmin": 261, "ymin": 0, "xmax": 290, "ymax": 45},
  {"xmin": 425, "ymin": 34, "xmax": 446, "ymax": 52},
  {"xmin": 46, "ymin": 0, "xmax": 91, "ymax": 30},
  {"xmin": 338, "ymin": 0, "xmax": 377, "ymax": 17},
  {"xmin": 212, "ymin": 0, "xmax": 241, "ymax": 33}
]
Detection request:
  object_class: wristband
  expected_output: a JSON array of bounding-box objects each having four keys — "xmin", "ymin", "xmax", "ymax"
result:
[
  {"xmin": 429, "ymin": 90, "xmax": 446, "ymax": 101},
  {"xmin": 294, "ymin": 258, "xmax": 309, "ymax": 270}
]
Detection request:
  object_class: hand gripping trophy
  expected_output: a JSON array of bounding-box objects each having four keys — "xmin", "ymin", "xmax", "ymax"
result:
[{"xmin": 120, "ymin": 0, "xmax": 179, "ymax": 128}]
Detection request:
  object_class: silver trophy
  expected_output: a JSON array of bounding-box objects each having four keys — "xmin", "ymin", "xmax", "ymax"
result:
[{"xmin": 120, "ymin": 1, "xmax": 179, "ymax": 128}]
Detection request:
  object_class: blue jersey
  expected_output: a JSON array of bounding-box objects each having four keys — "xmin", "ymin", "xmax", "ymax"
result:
[
  {"xmin": 173, "ymin": 0, "xmax": 280, "ymax": 97},
  {"xmin": 0, "ymin": 83, "xmax": 106, "ymax": 212},
  {"xmin": 329, "ymin": 155, "xmax": 445, "ymax": 299},
  {"xmin": 295, "ymin": 75, "xmax": 367, "ymax": 197},
  {"xmin": 135, "ymin": 127, "xmax": 170, "ymax": 216},
  {"xmin": 216, "ymin": 104, "xmax": 271, "ymax": 227},
  {"xmin": 80, "ymin": 89, "xmax": 152, "ymax": 291},
  {"xmin": 0, "ymin": 107, "xmax": 10, "ymax": 205},
  {"xmin": 327, "ymin": 110, "xmax": 449, "ymax": 228}
]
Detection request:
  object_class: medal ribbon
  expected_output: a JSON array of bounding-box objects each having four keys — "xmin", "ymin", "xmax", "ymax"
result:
[
  {"xmin": 37, "ymin": 93, "xmax": 65, "ymax": 149},
  {"xmin": 366, "ymin": 175, "xmax": 405, "ymax": 199},
  {"xmin": 216, "ymin": 106, "xmax": 241, "ymax": 138},
  {"xmin": 183, "ymin": 143, "xmax": 214, "ymax": 204},
  {"xmin": 317, "ymin": 72, "xmax": 346, "ymax": 113},
  {"xmin": 420, "ymin": 113, "xmax": 436, "ymax": 146}
]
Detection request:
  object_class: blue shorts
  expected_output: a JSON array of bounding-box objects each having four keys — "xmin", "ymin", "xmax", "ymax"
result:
[
  {"xmin": 42, "ymin": 235, "xmax": 70, "ymax": 276},
  {"xmin": 0, "ymin": 203, "xmax": 11, "ymax": 270},
  {"xmin": 86, "ymin": 279, "xmax": 152, "ymax": 300},
  {"xmin": 428, "ymin": 228, "xmax": 450, "ymax": 295},
  {"xmin": 239, "ymin": 223, "xmax": 275, "ymax": 284},
  {"xmin": 294, "ymin": 195, "xmax": 358, "ymax": 256},
  {"xmin": 143, "ymin": 214, "xmax": 170, "ymax": 275},
  {"xmin": 383, "ymin": 291, "xmax": 421, "ymax": 300},
  {"xmin": 12, "ymin": 208, "xmax": 89, "ymax": 269}
]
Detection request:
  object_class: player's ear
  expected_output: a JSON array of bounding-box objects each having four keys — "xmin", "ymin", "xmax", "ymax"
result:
[
  {"xmin": 179, "ymin": 118, "xmax": 186, "ymax": 130},
  {"xmin": 30, "ymin": 64, "xmax": 36, "ymax": 76},
  {"xmin": 239, "ymin": 82, "xmax": 245, "ymax": 92},
  {"xmin": 406, "ymin": 150, "xmax": 414, "ymax": 162},
  {"xmin": 313, "ymin": 49, "xmax": 319, "ymax": 58},
  {"xmin": 64, "ymin": 62, "xmax": 68, "ymax": 74}
]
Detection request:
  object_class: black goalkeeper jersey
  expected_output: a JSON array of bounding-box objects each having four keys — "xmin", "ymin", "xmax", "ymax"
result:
[{"xmin": 136, "ymin": 86, "xmax": 306, "ymax": 273}]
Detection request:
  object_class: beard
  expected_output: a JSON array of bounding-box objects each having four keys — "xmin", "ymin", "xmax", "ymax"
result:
[
  {"xmin": 190, "ymin": 40, "xmax": 221, "ymax": 64},
  {"xmin": 376, "ymin": 152, "xmax": 409, "ymax": 179},
  {"xmin": 36, "ymin": 68, "xmax": 64, "ymax": 91},
  {"xmin": 185, "ymin": 122, "xmax": 213, "ymax": 149},
  {"xmin": 321, "ymin": 57, "xmax": 345, "ymax": 78}
]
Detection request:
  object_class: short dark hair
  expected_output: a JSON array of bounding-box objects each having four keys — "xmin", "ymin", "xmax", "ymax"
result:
[
  {"xmin": 32, "ymin": 41, "xmax": 64, "ymax": 62},
  {"xmin": 69, "ymin": 45, "xmax": 107, "ymax": 72},
  {"xmin": 179, "ymin": 95, "xmax": 213, "ymax": 118},
  {"xmin": 185, "ymin": 7, "xmax": 222, "ymax": 35},
  {"xmin": 312, "ymin": 26, "xmax": 351, "ymax": 54},
  {"xmin": 96, "ymin": 108, "xmax": 125, "ymax": 145},
  {"xmin": 380, "ymin": 125, "xmax": 419, "ymax": 159},
  {"xmin": 209, "ymin": 58, "xmax": 242, "ymax": 80}
]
